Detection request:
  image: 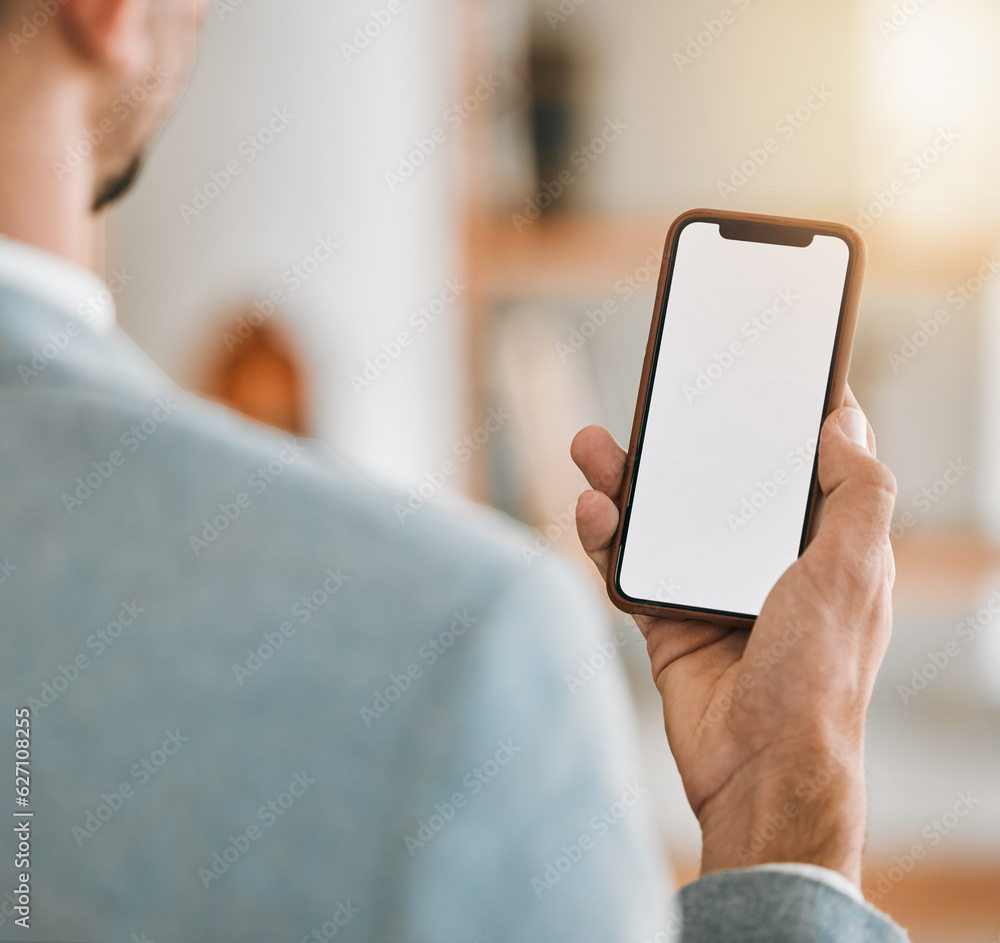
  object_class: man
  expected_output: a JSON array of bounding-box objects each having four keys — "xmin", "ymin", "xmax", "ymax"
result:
[{"xmin": 0, "ymin": 0, "xmax": 908, "ymax": 939}]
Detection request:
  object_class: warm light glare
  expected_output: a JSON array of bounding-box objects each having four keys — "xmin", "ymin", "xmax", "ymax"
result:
[{"xmin": 873, "ymin": 6, "xmax": 993, "ymax": 128}]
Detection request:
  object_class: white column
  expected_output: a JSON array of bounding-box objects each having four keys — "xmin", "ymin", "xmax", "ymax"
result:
[{"xmin": 106, "ymin": 0, "xmax": 467, "ymax": 492}]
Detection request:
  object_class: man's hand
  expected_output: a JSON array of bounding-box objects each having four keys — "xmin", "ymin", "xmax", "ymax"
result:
[{"xmin": 571, "ymin": 390, "xmax": 896, "ymax": 885}]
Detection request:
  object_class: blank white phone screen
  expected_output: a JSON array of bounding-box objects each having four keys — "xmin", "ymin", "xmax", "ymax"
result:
[{"xmin": 618, "ymin": 221, "xmax": 851, "ymax": 616}]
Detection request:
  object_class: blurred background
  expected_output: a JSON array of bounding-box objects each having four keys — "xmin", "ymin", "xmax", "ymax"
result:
[{"xmin": 103, "ymin": 0, "xmax": 1000, "ymax": 939}]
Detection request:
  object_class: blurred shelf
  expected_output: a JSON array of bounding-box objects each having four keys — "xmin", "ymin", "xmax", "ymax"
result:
[
  {"xmin": 461, "ymin": 213, "xmax": 670, "ymax": 500},
  {"xmin": 863, "ymin": 224, "xmax": 1000, "ymax": 291},
  {"xmin": 868, "ymin": 864, "xmax": 1000, "ymax": 943},
  {"xmin": 467, "ymin": 213, "xmax": 1000, "ymax": 297},
  {"xmin": 893, "ymin": 531, "xmax": 1000, "ymax": 611},
  {"xmin": 467, "ymin": 214, "xmax": 668, "ymax": 300}
]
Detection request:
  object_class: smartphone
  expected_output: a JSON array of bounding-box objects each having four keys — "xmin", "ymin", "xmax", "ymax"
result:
[{"xmin": 609, "ymin": 209, "xmax": 866, "ymax": 629}]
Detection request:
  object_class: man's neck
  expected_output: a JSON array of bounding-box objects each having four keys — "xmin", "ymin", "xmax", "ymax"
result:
[{"xmin": 0, "ymin": 64, "xmax": 97, "ymax": 269}]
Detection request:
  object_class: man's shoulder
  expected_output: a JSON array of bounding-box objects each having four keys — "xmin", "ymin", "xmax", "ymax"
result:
[
  {"xmin": 0, "ymin": 303, "xmax": 571, "ymax": 627},
  {"xmin": 8, "ymin": 366, "xmax": 547, "ymax": 597},
  {"xmin": 171, "ymin": 389, "xmax": 541, "ymax": 575}
]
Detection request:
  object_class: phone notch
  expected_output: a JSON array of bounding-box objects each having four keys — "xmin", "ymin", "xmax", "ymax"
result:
[{"xmin": 718, "ymin": 219, "xmax": 815, "ymax": 249}]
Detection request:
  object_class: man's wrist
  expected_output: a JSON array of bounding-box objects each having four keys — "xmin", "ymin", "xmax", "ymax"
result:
[{"xmin": 697, "ymin": 741, "xmax": 867, "ymax": 885}]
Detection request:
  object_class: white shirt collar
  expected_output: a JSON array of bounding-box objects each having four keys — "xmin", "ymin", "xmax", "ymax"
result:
[{"xmin": 0, "ymin": 235, "xmax": 116, "ymax": 334}]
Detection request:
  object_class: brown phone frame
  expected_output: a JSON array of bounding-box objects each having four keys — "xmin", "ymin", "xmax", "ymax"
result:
[{"xmin": 607, "ymin": 208, "xmax": 867, "ymax": 629}]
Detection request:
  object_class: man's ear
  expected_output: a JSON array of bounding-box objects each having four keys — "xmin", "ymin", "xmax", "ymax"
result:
[{"xmin": 59, "ymin": 0, "xmax": 152, "ymax": 77}]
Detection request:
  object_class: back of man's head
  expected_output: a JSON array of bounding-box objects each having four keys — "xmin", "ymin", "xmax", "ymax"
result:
[{"xmin": 0, "ymin": 0, "xmax": 206, "ymax": 228}]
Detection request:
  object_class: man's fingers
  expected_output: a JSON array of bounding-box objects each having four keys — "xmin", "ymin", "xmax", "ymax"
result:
[
  {"xmin": 575, "ymin": 488, "xmax": 619, "ymax": 575},
  {"xmin": 571, "ymin": 425, "xmax": 627, "ymax": 499},
  {"xmin": 818, "ymin": 406, "xmax": 894, "ymax": 499},
  {"xmin": 841, "ymin": 384, "xmax": 877, "ymax": 456},
  {"xmin": 647, "ymin": 620, "xmax": 741, "ymax": 688},
  {"xmin": 811, "ymin": 405, "xmax": 897, "ymax": 595}
]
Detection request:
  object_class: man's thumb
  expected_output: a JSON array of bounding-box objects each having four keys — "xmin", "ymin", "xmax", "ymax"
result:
[
  {"xmin": 813, "ymin": 406, "xmax": 897, "ymax": 569},
  {"xmin": 838, "ymin": 408, "xmax": 871, "ymax": 451}
]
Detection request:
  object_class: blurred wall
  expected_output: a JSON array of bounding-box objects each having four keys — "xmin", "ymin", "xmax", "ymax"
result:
[
  {"xmin": 527, "ymin": 0, "xmax": 1000, "ymax": 230},
  {"xmin": 529, "ymin": 0, "xmax": 863, "ymax": 219},
  {"xmin": 106, "ymin": 0, "xmax": 467, "ymax": 492}
]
